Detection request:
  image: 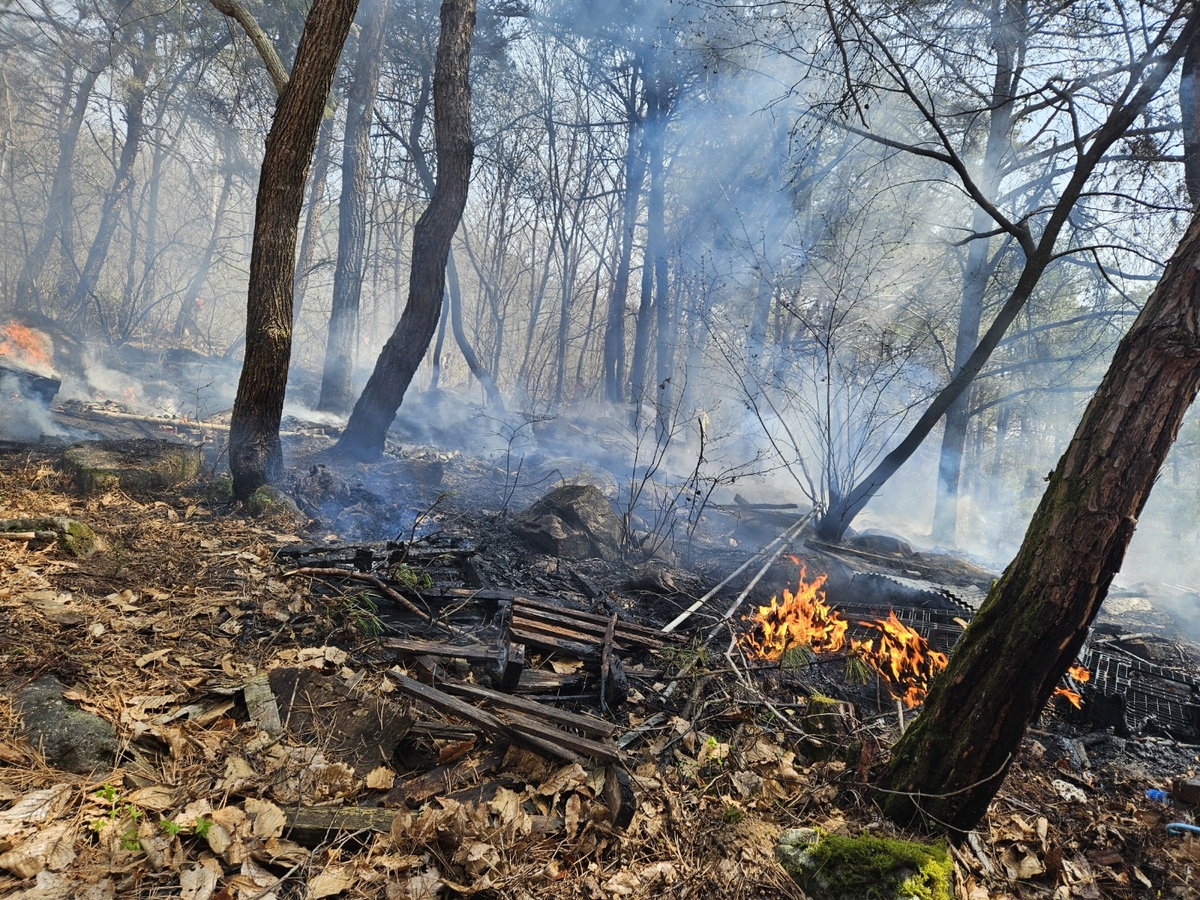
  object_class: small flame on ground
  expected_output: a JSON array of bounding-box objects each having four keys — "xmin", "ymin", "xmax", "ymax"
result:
[
  {"xmin": 739, "ymin": 567, "xmax": 848, "ymax": 657},
  {"xmin": 0, "ymin": 322, "xmax": 53, "ymax": 371},
  {"xmin": 1052, "ymin": 664, "xmax": 1092, "ymax": 709},
  {"xmin": 850, "ymin": 611, "xmax": 949, "ymax": 708},
  {"xmin": 739, "ymin": 566, "xmax": 949, "ymax": 707}
]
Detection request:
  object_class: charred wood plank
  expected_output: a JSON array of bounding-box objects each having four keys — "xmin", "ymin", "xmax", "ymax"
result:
[
  {"xmin": 284, "ymin": 806, "xmax": 397, "ymax": 843},
  {"xmin": 386, "ymin": 671, "xmax": 583, "ymax": 764},
  {"xmin": 440, "ymin": 681, "xmax": 617, "ymax": 738},
  {"xmin": 387, "ymin": 742, "xmax": 508, "ymax": 808},
  {"xmin": 604, "ymin": 764, "xmax": 636, "ymax": 829}
]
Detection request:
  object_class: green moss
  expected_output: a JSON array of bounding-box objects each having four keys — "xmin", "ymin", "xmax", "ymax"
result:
[
  {"xmin": 777, "ymin": 828, "xmax": 952, "ymax": 900},
  {"xmin": 58, "ymin": 520, "xmax": 96, "ymax": 557}
]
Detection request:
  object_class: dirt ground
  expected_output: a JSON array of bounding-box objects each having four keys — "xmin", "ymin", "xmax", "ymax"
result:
[{"xmin": 0, "ymin": 444, "xmax": 1197, "ymax": 900}]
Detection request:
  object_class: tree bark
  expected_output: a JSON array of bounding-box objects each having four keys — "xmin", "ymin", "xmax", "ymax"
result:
[
  {"xmin": 319, "ymin": 0, "xmax": 389, "ymax": 413},
  {"xmin": 334, "ymin": 0, "xmax": 476, "ymax": 462},
  {"xmin": 878, "ymin": 206, "xmax": 1200, "ymax": 834},
  {"xmin": 228, "ymin": 0, "xmax": 359, "ymax": 500}
]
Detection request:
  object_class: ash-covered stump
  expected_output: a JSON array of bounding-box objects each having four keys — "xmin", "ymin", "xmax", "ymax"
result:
[{"xmin": 62, "ymin": 439, "xmax": 203, "ymax": 494}]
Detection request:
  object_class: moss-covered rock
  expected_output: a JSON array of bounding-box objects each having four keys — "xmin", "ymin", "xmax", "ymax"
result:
[
  {"xmin": 62, "ymin": 439, "xmax": 203, "ymax": 495},
  {"xmin": 245, "ymin": 485, "xmax": 306, "ymax": 524},
  {"xmin": 777, "ymin": 828, "xmax": 953, "ymax": 900},
  {"xmin": 0, "ymin": 517, "xmax": 97, "ymax": 557}
]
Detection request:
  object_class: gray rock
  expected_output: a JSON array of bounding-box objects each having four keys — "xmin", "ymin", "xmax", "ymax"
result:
[
  {"xmin": 513, "ymin": 484, "xmax": 623, "ymax": 561},
  {"xmin": 15, "ymin": 676, "xmax": 117, "ymax": 773}
]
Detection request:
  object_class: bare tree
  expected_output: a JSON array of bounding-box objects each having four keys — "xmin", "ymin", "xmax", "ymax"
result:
[
  {"xmin": 335, "ymin": 0, "xmax": 477, "ymax": 461},
  {"xmin": 227, "ymin": 0, "xmax": 359, "ymax": 499},
  {"xmin": 879, "ymin": 199, "xmax": 1200, "ymax": 833}
]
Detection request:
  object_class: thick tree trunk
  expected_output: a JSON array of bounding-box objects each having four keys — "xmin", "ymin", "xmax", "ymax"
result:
[
  {"xmin": 318, "ymin": 0, "xmax": 388, "ymax": 413},
  {"xmin": 334, "ymin": 0, "xmax": 476, "ymax": 462},
  {"xmin": 878, "ymin": 207, "xmax": 1200, "ymax": 834},
  {"xmin": 68, "ymin": 39, "xmax": 150, "ymax": 327},
  {"xmin": 15, "ymin": 62, "xmax": 102, "ymax": 313},
  {"xmin": 229, "ymin": 0, "xmax": 359, "ymax": 500}
]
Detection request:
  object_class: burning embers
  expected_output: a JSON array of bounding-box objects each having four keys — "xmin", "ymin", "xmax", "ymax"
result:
[{"xmin": 739, "ymin": 565, "xmax": 949, "ymax": 708}]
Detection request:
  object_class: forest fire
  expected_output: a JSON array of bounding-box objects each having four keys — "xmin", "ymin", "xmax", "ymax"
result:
[
  {"xmin": 738, "ymin": 567, "xmax": 848, "ymax": 657},
  {"xmin": 1052, "ymin": 664, "xmax": 1092, "ymax": 709},
  {"xmin": 850, "ymin": 611, "xmax": 949, "ymax": 708},
  {"xmin": 0, "ymin": 321, "xmax": 54, "ymax": 373},
  {"xmin": 739, "ymin": 566, "xmax": 949, "ymax": 708}
]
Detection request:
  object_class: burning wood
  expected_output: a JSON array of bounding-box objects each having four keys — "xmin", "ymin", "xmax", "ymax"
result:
[
  {"xmin": 0, "ymin": 321, "xmax": 60, "ymax": 405},
  {"xmin": 739, "ymin": 567, "xmax": 848, "ymax": 657}
]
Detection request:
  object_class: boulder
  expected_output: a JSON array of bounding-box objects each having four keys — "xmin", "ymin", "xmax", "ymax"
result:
[
  {"xmin": 14, "ymin": 676, "xmax": 117, "ymax": 774},
  {"xmin": 777, "ymin": 828, "xmax": 952, "ymax": 900},
  {"xmin": 513, "ymin": 484, "xmax": 623, "ymax": 561}
]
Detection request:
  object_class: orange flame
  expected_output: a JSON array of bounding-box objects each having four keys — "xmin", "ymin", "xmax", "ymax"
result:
[
  {"xmin": 850, "ymin": 611, "xmax": 949, "ymax": 708},
  {"xmin": 739, "ymin": 567, "xmax": 848, "ymax": 657},
  {"xmin": 1052, "ymin": 664, "xmax": 1091, "ymax": 709},
  {"xmin": 0, "ymin": 322, "xmax": 53, "ymax": 371},
  {"xmin": 738, "ymin": 566, "xmax": 949, "ymax": 708}
]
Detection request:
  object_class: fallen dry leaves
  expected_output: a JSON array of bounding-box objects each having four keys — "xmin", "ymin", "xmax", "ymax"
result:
[{"xmin": 0, "ymin": 454, "xmax": 1196, "ymax": 899}]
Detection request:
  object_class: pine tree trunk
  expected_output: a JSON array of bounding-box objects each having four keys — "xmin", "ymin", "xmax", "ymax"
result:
[
  {"xmin": 878, "ymin": 207, "xmax": 1200, "ymax": 834},
  {"xmin": 228, "ymin": 0, "xmax": 359, "ymax": 500},
  {"xmin": 334, "ymin": 0, "xmax": 476, "ymax": 461}
]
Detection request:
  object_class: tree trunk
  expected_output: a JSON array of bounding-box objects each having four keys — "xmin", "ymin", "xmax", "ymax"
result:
[
  {"xmin": 67, "ymin": 36, "xmax": 150, "ymax": 326},
  {"xmin": 931, "ymin": 0, "xmax": 1023, "ymax": 546},
  {"xmin": 319, "ymin": 0, "xmax": 389, "ymax": 414},
  {"xmin": 603, "ymin": 114, "xmax": 645, "ymax": 403},
  {"xmin": 229, "ymin": 0, "xmax": 359, "ymax": 500},
  {"xmin": 334, "ymin": 0, "xmax": 476, "ymax": 462},
  {"xmin": 878, "ymin": 206, "xmax": 1200, "ymax": 834},
  {"xmin": 293, "ymin": 113, "xmax": 337, "ymax": 330},
  {"xmin": 447, "ymin": 248, "xmax": 504, "ymax": 408},
  {"xmin": 814, "ymin": 9, "xmax": 1195, "ymax": 542},
  {"xmin": 15, "ymin": 62, "xmax": 102, "ymax": 313}
]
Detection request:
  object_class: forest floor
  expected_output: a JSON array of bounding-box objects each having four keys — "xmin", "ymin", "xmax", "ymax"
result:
[{"xmin": 0, "ymin": 440, "xmax": 1197, "ymax": 900}]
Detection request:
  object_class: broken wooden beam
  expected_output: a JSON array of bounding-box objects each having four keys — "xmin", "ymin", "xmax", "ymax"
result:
[
  {"xmin": 387, "ymin": 742, "xmax": 508, "ymax": 808},
  {"xmin": 284, "ymin": 806, "xmax": 397, "ymax": 844},
  {"xmin": 440, "ymin": 681, "xmax": 617, "ymax": 738},
  {"xmin": 386, "ymin": 671, "xmax": 585, "ymax": 764}
]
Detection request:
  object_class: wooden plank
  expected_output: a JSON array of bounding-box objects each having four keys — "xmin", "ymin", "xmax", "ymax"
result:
[
  {"xmin": 514, "ymin": 595, "xmax": 672, "ymax": 645},
  {"xmin": 386, "ymin": 672, "xmax": 583, "ymax": 764},
  {"xmin": 441, "ymin": 681, "xmax": 617, "ymax": 737},
  {"xmin": 284, "ymin": 806, "xmax": 397, "ymax": 843},
  {"xmin": 508, "ymin": 625, "xmax": 599, "ymax": 660},
  {"xmin": 242, "ymin": 673, "xmax": 282, "ymax": 736},
  {"xmin": 495, "ymin": 712, "xmax": 622, "ymax": 763},
  {"xmin": 384, "ymin": 637, "xmax": 497, "ymax": 662}
]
